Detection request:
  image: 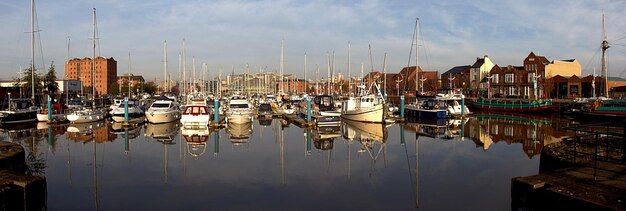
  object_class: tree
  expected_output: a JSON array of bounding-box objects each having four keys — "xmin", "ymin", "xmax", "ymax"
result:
[
  {"xmin": 109, "ymin": 82, "xmax": 120, "ymax": 96},
  {"xmin": 19, "ymin": 66, "xmax": 43, "ymax": 100},
  {"xmin": 121, "ymin": 80, "xmax": 130, "ymax": 97},
  {"xmin": 44, "ymin": 61, "xmax": 59, "ymax": 95},
  {"xmin": 140, "ymin": 81, "xmax": 158, "ymax": 95}
]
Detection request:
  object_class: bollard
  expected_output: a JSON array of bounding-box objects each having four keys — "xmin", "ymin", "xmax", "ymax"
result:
[
  {"xmin": 214, "ymin": 98, "xmax": 219, "ymax": 123},
  {"xmin": 461, "ymin": 95, "xmax": 465, "ymax": 117},
  {"xmin": 306, "ymin": 96, "xmax": 312, "ymax": 122},
  {"xmin": 47, "ymin": 96, "xmax": 52, "ymax": 121},
  {"xmin": 400, "ymin": 95, "xmax": 405, "ymax": 118},
  {"xmin": 124, "ymin": 97, "xmax": 129, "ymax": 124},
  {"xmin": 214, "ymin": 131, "xmax": 220, "ymax": 155}
]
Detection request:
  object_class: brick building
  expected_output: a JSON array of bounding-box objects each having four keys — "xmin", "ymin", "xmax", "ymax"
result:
[{"xmin": 65, "ymin": 57, "xmax": 117, "ymax": 97}]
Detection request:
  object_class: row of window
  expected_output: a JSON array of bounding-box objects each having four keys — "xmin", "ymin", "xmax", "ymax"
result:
[{"xmin": 489, "ymin": 73, "xmax": 542, "ymax": 84}]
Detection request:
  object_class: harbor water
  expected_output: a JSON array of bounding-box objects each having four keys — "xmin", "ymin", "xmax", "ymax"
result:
[{"xmin": 2, "ymin": 113, "xmax": 575, "ymax": 210}]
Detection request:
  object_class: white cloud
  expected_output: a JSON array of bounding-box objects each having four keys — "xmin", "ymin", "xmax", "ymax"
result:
[{"xmin": 1, "ymin": 0, "xmax": 625, "ymax": 81}]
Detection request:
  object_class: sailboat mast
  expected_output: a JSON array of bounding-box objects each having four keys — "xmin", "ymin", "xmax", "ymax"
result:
[
  {"xmin": 66, "ymin": 36, "xmax": 70, "ymax": 102},
  {"xmin": 164, "ymin": 40, "xmax": 168, "ymax": 93},
  {"xmin": 348, "ymin": 41, "xmax": 351, "ymax": 96},
  {"xmin": 30, "ymin": 0, "xmax": 35, "ymax": 104},
  {"xmin": 601, "ymin": 12, "xmax": 610, "ymax": 97},
  {"xmin": 326, "ymin": 51, "xmax": 331, "ymax": 95},
  {"xmin": 183, "ymin": 39, "xmax": 187, "ymax": 97},
  {"xmin": 92, "ymin": 8, "xmax": 96, "ymax": 108},
  {"xmin": 304, "ymin": 52, "xmax": 309, "ymax": 93},
  {"xmin": 415, "ymin": 18, "xmax": 420, "ymax": 95},
  {"xmin": 128, "ymin": 52, "xmax": 131, "ymax": 97},
  {"xmin": 192, "ymin": 57, "xmax": 196, "ymax": 92},
  {"xmin": 280, "ymin": 38, "xmax": 284, "ymax": 93}
]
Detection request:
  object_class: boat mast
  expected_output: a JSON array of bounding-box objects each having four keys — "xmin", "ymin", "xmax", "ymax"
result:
[
  {"xmin": 192, "ymin": 57, "xmax": 196, "ymax": 92},
  {"xmin": 183, "ymin": 39, "xmax": 187, "ymax": 98},
  {"xmin": 601, "ymin": 12, "xmax": 610, "ymax": 97},
  {"xmin": 280, "ymin": 38, "xmax": 284, "ymax": 93},
  {"xmin": 315, "ymin": 64, "xmax": 319, "ymax": 95},
  {"xmin": 30, "ymin": 0, "xmax": 36, "ymax": 104},
  {"xmin": 66, "ymin": 36, "xmax": 70, "ymax": 102},
  {"xmin": 92, "ymin": 8, "xmax": 96, "ymax": 108},
  {"xmin": 164, "ymin": 40, "xmax": 168, "ymax": 93},
  {"xmin": 415, "ymin": 18, "xmax": 420, "ymax": 96},
  {"xmin": 128, "ymin": 52, "xmax": 131, "ymax": 97},
  {"xmin": 326, "ymin": 51, "xmax": 331, "ymax": 95},
  {"xmin": 304, "ymin": 52, "xmax": 309, "ymax": 94},
  {"xmin": 348, "ymin": 41, "xmax": 351, "ymax": 96}
]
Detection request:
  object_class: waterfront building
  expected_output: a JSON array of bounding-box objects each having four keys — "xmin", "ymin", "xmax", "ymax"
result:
[
  {"xmin": 65, "ymin": 57, "xmax": 117, "ymax": 97},
  {"xmin": 441, "ymin": 65, "xmax": 470, "ymax": 93},
  {"xmin": 470, "ymin": 55, "xmax": 495, "ymax": 95},
  {"xmin": 117, "ymin": 73, "xmax": 145, "ymax": 95}
]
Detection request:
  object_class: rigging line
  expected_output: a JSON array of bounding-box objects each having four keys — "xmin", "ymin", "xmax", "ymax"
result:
[
  {"xmin": 404, "ymin": 19, "xmax": 418, "ymax": 92},
  {"xmin": 581, "ymin": 47, "xmax": 601, "ymax": 75},
  {"xmin": 34, "ymin": 4, "xmax": 46, "ymax": 73}
]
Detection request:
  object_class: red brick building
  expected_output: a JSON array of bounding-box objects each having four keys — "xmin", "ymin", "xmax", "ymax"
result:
[{"xmin": 65, "ymin": 57, "xmax": 117, "ymax": 96}]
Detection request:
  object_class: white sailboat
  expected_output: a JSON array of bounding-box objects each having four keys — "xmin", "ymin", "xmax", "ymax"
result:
[{"xmin": 67, "ymin": 8, "xmax": 105, "ymax": 124}]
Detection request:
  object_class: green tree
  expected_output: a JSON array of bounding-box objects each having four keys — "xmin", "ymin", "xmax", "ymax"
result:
[
  {"xmin": 121, "ymin": 81, "xmax": 130, "ymax": 97},
  {"xmin": 109, "ymin": 82, "xmax": 120, "ymax": 96},
  {"xmin": 20, "ymin": 66, "xmax": 44, "ymax": 100},
  {"xmin": 44, "ymin": 61, "xmax": 59, "ymax": 95},
  {"xmin": 141, "ymin": 81, "xmax": 158, "ymax": 95}
]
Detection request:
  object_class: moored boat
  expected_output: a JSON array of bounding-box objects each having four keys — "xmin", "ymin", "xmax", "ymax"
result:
[
  {"xmin": 109, "ymin": 98, "xmax": 145, "ymax": 123},
  {"xmin": 146, "ymin": 97, "xmax": 181, "ymax": 123},
  {"xmin": 0, "ymin": 98, "xmax": 38, "ymax": 125},
  {"xmin": 471, "ymin": 98, "xmax": 552, "ymax": 112},
  {"xmin": 181, "ymin": 92, "xmax": 210, "ymax": 128},
  {"xmin": 226, "ymin": 94, "xmax": 253, "ymax": 124}
]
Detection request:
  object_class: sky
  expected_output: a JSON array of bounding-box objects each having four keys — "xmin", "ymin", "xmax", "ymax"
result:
[{"xmin": 1, "ymin": 0, "xmax": 626, "ymax": 82}]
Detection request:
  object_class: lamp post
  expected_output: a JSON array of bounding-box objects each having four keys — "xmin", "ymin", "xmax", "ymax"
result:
[{"xmin": 485, "ymin": 75, "xmax": 494, "ymax": 99}]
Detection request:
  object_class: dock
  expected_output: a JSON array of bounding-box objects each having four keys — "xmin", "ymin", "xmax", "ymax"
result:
[{"xmin": 512, "ymin": 122, "xmax": 626, "ymax": 210}]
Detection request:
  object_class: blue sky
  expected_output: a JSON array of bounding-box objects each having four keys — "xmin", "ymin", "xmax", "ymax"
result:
[{"xmin": 1, "ymin": 0, "xmax": 626, "ymax": 82}]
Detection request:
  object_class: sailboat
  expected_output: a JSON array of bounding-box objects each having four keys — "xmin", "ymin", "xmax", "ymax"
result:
[
  {"xmin": 1, "ymin": 0, "xmax": 39, "ymax": 125},
  {"xmin": 67, "ymin": 8, "xmax": 105, "ymax": 123}
]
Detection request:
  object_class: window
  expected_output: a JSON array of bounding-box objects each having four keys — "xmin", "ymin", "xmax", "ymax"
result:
[
  {"xmin": 492, "ymin": 74, "xmax": 499, "ymax": 84},
  {"xmin": 528, "ymin": 73, "xmax": 535, "ymax": 83},
  {"xmin": 529, "ymin": 58, "xmax": 535, "ymax": 62},
  {"xmin": 505, "ymin": 74, "xmax": 514, "ymax": 83}
]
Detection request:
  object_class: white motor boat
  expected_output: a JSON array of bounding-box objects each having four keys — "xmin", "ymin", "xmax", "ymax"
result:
[
  {"xmin": 226, "ymin": 94, "xmax": 253, "ymax": 124},
  {"xmin": 109, "ymin": 99, "xmax": 145, "ymax": 123},
  {"xmin": 181, "ymin": 92, "xmax": 210, "ymax": 127},
  {"xmin": 146, "ymin": 97, "xmax": 181, "ymax": 123}
]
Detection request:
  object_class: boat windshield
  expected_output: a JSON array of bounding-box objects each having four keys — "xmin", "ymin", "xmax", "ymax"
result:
[
  {"xmin": 183, "ymin": 106, "xmax": 208, "ymax": 115},
  {"xmin": 231, "ymin": 104, "xmax": 249, "ymax": 109},
  {"xmin": 151, "ymin": 103, "xmax": 169, "ymax": 108},
  {"xmin": 259, "ymin": 104, "xmax": 272, "ymax": 111}
]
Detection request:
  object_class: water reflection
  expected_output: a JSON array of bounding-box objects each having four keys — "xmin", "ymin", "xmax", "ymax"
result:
[
  {"xmin": 2, "ymin": 110, "xmax": 582, "ymax": 210},
  {"xmin": 182, "ymin": 126, "xmax": 211, "ymax": 158},
  {"xmin": 227, "ymin": 121, "xmax": 253, "ymax": 145}
]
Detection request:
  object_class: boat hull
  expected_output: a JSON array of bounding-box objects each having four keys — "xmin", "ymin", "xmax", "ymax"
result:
[
  {"xmin": 146, "ymin": 110, "xmax": 181, "ymax": 123},
  {"xmin": 341, "ymin": 104, "xmax": 384, "ymax": 123},
  {"xmin": 181, "ymin": 114, "xmax": 210, "ymax": 128},
  {"xmin": 404, "ymin": 105, "xmax": 448, "ymax": 119},
  {"xmin": 0, "ymin": 110, "xmax": 38, "ymax": 125},
  {"xmin": 111, "ymin": 112, "xmax": 145, "ymax": 123},
  {"xmin": 227, "ymin": 114, "xmax": 253, "ymax": 124},
  {"xmin": 67, "ymin": 113, "xmax": 105, "ymax": 124},
  {"xmin": 471, "ymin": 99, "xmax": 552, "ymax": 112},
  {"xmin": 37, "ymin": 113, "xmax": 68, "ymax": 122}
]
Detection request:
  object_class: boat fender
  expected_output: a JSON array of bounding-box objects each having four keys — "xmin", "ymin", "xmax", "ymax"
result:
[{"xmin": 434, "ymin": 104, "xmax": 439, "ymax": 109}]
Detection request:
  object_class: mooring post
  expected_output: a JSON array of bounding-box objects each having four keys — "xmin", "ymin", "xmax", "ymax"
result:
[
  {"xmin": 306, "ymin": 96, "xmax": 312, "ymax": 122},
  {"xmin": 124, "ymin": 129, "xmax": 130, "ymax": 154},
  {"xmin": 400, "ymin": 95, "xmax": 405, "ymax": 118},
  {"xmin": 214, "ymin": 97, "xmax": 219, "ymax": 123},
  {"xmin": 47, "ymin": 126, "xmax": 53, "ymax": 146},
  {"xmin": 47, "ymin": 95, "xmax": 52, "ymax": 121},
  {"xmin": 124, "ymin": 97, "xmax": 129, "ymax": 124}
]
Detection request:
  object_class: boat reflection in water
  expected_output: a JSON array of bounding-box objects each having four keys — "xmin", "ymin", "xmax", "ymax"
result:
[
  {"xmin": 111, "ymin": 122, "xmax": 143, "ymax": 139},
  {"xmin": 144, "ymin": 121, "xmax": 181, "ymax": 144},
  {"xmin": 1, "ymin": 122, "xmax": 37, "ymax": 142},
  {"xmin": 313, "ymin": 130, "xmax": 340, "ymax": 150},
  {"xmin": 182, "ymin": 126, "xmax": 211, "ymax": 157},
  {"xmin": 342, "ymin": 119, "xmax": 388, "ymax": 158},
  {"xmin": 227, "ymin": 121, "xmax": 253, "ymax": 145},
  {"xmin": 66, "ymin": 121, "xmax": 112, "ymax": 143},
  {"xmin": 404, "ymin": 118, "xmax": 467, "ymax": 139}
]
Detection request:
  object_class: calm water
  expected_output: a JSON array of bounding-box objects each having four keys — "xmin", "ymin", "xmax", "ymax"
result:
[{"xmin": 2, "ymin": 113, "xmax": 573, "ymax": 211}]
